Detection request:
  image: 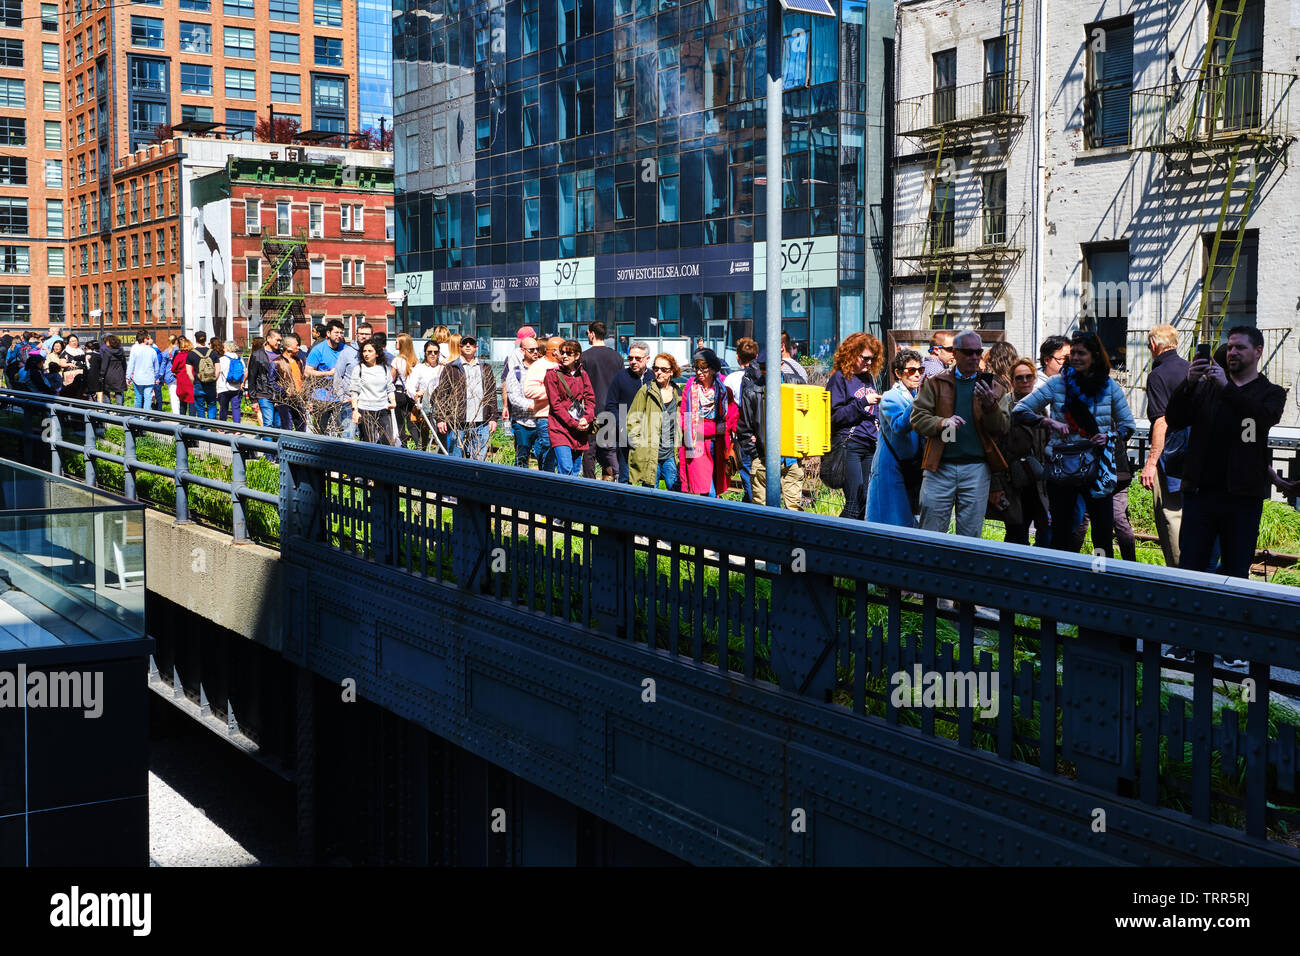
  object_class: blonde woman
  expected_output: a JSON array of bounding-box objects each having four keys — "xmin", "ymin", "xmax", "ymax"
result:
[
  {"xmin": 391, "ymin": 332, "xmax": 419, "ymax": 447},
  {"xmin": 447, "ymin": 333, "xmax": 461, "ymax": 362},
  {"xmin": 431, "ymin": 325, "xmax": 451, "ymax": 363}
]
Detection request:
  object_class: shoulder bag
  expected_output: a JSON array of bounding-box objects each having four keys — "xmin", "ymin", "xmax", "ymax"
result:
[
  {"xmin": 820, "ymin": 437, "xmax": 850, "ymax": 490},
  {"xmin": 879, "ymin": 427, "xmax": 924, "ymax": 513},
  {"xmin": 1043, "ymin": 437, "xmax": 1101, "ymax": 491}
]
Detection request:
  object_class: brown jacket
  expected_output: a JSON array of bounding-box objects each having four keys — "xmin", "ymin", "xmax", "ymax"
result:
[{"xmin": 909, "ymin": 369, "xmax": 1010, "ymax": 473}]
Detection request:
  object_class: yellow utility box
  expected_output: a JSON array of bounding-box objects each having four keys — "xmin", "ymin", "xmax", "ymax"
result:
[{"xmin": 780, "ymin": 384, "xmax": 831, "ymax": 457}]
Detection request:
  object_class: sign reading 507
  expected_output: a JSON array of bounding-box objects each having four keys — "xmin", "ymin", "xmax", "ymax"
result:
[
  {"xmin": 780, "ymin": 239, "xmax": 816, "ymax": 272},
  {"xmin": 540, "ymin": 257, "xmax": 595, "ymax": 301}
]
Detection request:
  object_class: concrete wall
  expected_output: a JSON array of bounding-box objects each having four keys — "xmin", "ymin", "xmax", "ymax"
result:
[{"xmin": 143, "ymin": 510, "xmax": 282, "ymax": 650}]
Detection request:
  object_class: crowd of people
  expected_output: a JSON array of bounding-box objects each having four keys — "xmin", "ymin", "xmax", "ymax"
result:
[{"xmin": 3, "ymin": 318, "xmax": 1289, "ymax": 589}]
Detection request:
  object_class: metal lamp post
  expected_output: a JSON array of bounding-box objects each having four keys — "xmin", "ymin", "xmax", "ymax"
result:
[{"xmin": 764, "ymin": 0, "xmax": 834, "ymax": 508}]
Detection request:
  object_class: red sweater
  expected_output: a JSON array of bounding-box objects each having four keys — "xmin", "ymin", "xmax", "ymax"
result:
[{"xmin": 543, "ymin": 366, "xmax": 595, "ymax": 451}]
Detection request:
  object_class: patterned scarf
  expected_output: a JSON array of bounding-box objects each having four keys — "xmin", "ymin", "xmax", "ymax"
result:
[{"xmin": 684, "ymin": 378, "xmax": 719, "ymax": 458}]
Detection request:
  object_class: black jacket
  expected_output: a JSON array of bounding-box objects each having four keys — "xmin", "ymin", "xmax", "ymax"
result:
[
  {"xmin": 100, "ymin": 346, "xmax": 127, "ymax": 393},
  {"xmin": 1165, "ymin": 372, "xmax": 1286, "ymax": 498},
  {"xmin": 247, "ymin": 348, "xmax": 277, "ymax": 400},
  {"xmin": 83, "ymin": 350, "xmax": 103, "ymax": 393},
  {"xmin": 603, "ymin": 367, "xmax": 653, "ymax": 449},
  {"xmin": 737, "ymin": 362, "xmax": 801, "ymax": 458}
]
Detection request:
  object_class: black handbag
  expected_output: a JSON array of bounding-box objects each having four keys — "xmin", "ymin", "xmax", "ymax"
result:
[
  {"xmin": 881, "ymin": 428, "xmax": 924, "ymax": 513},
  {"xmin": 820, "ymin": 438, "xmax": 850, "ymax": 489},
  {"xmin": 1043, "ymin": 437, "xmax": 1101, "ymax": 491}
]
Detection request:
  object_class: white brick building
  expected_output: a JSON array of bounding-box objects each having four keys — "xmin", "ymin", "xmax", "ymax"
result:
[{"xmin": 893, "ymin": 0, "xmax": 1298, "ymax": 420}]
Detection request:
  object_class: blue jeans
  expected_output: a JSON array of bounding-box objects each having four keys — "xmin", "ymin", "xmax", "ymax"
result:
[
  {"xmin": 552, "ymin": 444, "xmax": 583, "ymax": 477},
  {"xmin": 738, "ymin": 446, "xmax": 753, "ymax": 502},
  {"xmin": 447, "ymin": 422, "xmax": 491, "ymax": 459},
  {"xmin": 656, "ymin": 456, "xmax": 679, "ymax": 491},
  {"xmin": 194, "ymin": 391, "xmax": 218, "ymax": 420},
  {"xmin": 257, "ymin": 398, "xmax": 277, "ymax": 429},
  {"xmin": 617, "ymin": 447, "xmax": 631, "ymax": 485},
  {"xmin": 512, "ymin": 421, "xmax": 547, "ymax": 468},
  {"xmin": 133, "ymin": 384, "xmax": 156, "ymax": 409}
]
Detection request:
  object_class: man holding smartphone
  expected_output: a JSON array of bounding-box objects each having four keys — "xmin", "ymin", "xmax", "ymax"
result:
[{"xmin": 1164, "ymin": 326, "xmax": 1286, "ymax": 578}]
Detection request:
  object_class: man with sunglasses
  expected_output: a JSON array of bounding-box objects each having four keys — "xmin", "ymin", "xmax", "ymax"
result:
[
  {"xmin": 432, "ymin": 335, "xmax": 499, "ymax": 460},
  {"xmin": 921, "ymin": 329, "xmax": 956, "ymax": 379},
  {"xmin": 504, "ymin": 336, "xmax": 549, "ymax": 468},
  {"xmin": 911, "ymin": 330, "xmax": 1009, "ymax": 538},
  {"xmin": 603, "ymin": 342, "xmax": 654, "ymax": 484},
  {"xmin": 523, "ymin": 336, "xmax": 564, "ymax": 470}
]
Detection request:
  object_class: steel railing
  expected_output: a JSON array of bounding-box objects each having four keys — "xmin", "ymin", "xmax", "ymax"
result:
[
  {"xmin": 0, "ymin": 391, "xmax": 282, "ymax": 545},
  {"xmin": 896, "ymin": 78, "xmax": 1029, "ymax": 138},
  {"xmin": 2, "ymin": 387, "xmax": 1299, "ymax": 856},
  {"xmin": 1131, "ymin": 69, "xmax": 1295, "ymax": 152},
  {"xmin": 894, "ymin": 212, "xmax": 1025, "ymax": 260}
]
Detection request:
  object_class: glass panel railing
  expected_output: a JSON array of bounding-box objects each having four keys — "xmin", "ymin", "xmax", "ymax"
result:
[{"xmin": 0, "ymin": 458, "xmax": 145, "ymax": 642}]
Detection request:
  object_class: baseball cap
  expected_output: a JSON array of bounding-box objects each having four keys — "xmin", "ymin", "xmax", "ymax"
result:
[
  {"xmin": 516, "ymin": 326, "xmax": 537, "ymax": 341},
  {"xmin": 461, "ymin": 335, "xmax": 477, "ymax": 346}
]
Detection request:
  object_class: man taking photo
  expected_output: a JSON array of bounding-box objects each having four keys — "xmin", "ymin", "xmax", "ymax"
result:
[{"xmin": 1164, "ymin": 325, "xmax": 1286, "ymax": 578}]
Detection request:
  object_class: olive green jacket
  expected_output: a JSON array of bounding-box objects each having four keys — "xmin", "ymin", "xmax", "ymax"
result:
[{"xmin": 626, "ymin": 382, "xmax": 682, "ymax": 486}]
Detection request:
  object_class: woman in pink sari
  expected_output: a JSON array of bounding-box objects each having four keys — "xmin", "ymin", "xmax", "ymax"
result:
[{"xmin": 678, "ymin": 348, "xmax": 739, "ymax": 496}]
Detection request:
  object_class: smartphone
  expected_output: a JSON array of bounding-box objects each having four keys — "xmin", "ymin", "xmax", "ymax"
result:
[
  {"xmin": 975, "ymin": 371, "xmax": 998, "ymax": 387},
  {"xmin": 1195, "ymin": 342, "xmax": 1212, "ymax": 362}
]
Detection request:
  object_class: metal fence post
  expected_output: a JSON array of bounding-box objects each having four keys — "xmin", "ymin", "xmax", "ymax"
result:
[
  {"xmin": 230, "ymin": 439, "xmax": 249, "ymax": 542},
  {"xmin": 173, "ymin": 425, "xmax": 190, "ymax": 523},
  {"xmin": 83, "ymin": 416, "xmax": 96, "ymax": 488},
  {"xmin": 123, "ymin": 422, "xmax": 137, "ymax": 500}
]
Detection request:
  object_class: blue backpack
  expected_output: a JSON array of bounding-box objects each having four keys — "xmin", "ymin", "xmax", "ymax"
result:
[{"xmin": 225, "ymin": 355, "xmax": 246, "ymax": 385}]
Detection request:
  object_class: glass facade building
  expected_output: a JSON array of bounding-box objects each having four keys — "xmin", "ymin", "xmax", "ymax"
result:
[
  {"xmin": 358, "ymin": 0, "xmax": 395, "ymax": 129},
  {"xmin": 392, "ymin": 0, "xmax": 891, "ymax": 357}
]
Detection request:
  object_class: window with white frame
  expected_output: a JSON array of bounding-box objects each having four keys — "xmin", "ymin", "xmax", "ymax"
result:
[
  {"xmin": 276, "ymin": 200, "xmax": 291, "ymax": 235},
  {"xmin": 244, "ymin": 197, "xmax": 260, "ymax": 232},
  {"xmin": 309, "ymin": 202, "xmax": 323, "ymax": 236},
  {"xmin": 309, "ymin": 258, "xmax": 324, "ymax": 293}
]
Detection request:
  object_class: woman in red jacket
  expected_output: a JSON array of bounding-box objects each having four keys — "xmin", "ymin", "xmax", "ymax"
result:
[
  {"xmin": 171, "ymin": 336, "xmax": 195, "ymax": 415},
  {"xmin": 679, "ymin": 348, "xmax": 739, "ymax": 496},
  {"xmin": 543, "ymin": 339, "xmax": 595, "ymax": 477}
]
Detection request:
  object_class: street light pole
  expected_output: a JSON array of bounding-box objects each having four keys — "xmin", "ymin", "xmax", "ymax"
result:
[{"xmin": 763, "ymin": 0, "xmax": 783, "ymax": 509}]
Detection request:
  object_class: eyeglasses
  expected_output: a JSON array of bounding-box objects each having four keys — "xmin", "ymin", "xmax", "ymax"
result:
[
  {"xmin": 954, "ymin": 347, "xmax": 983, "ymax": 356},
  {"xmin": 524, "ymin": 347, "xmax": 543, "ymax": 354},
  {"xmin": 1013, "ymin": 373, "xmax": 1037, "ymax": 382},
  {"xmin": 932, "ymin": 345, "xmax": 953, "ymax": 353},
  {"xmin": 653, "ymin": 365, "xmax": 672, "ymax": 373},
  {"xmin": 901, "ymin": 366, "xmax": 924, "ymax": 375},
  {"xmin": 561, "ymin": 349, "xmax": 579, "ymax": 356},
  {"xmin": 693, "ymin": 363, "xmax": 711, "ymax": 372},
  {"xmin": 860, "ymin": 353, "xmax": 875, "ymax": 362}
]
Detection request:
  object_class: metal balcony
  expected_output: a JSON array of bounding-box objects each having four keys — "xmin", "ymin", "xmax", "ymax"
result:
[
  {"xmin": 1130, "ymin": 69, "xmax": 1295, "ymax": 153},
  {"xmin": 894, "ymin": 212, "xmax": 1025, "ymax": 262},
  {"xmin": 896, "ymin": 77, "xmax": 1029, "ymax": 140}
]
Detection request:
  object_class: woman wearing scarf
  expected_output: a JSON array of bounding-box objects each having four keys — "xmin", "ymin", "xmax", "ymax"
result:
[
  {"xmin": 678, "ymin": 348, "xmax": 738, "ymax": 496},
  {"xmin": 826, "ymin": 332, "xmax": 883, "ymax": 520},
  {"xmin": 1012, "ymin": 331, "xmax": 1135, "ymax": 557},
  {"xmin": 543, "ymin": 339, "xmax": 596, "ymax": 477},
  {"xmin": 866, "ymin": 349, "xmax": 925, "ymax": 527}
]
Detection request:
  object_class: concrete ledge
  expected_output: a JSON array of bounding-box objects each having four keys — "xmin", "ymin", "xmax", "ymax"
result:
[{"xmin": 144, "ymin": 510, "xmax": 282, "ymax": 649}]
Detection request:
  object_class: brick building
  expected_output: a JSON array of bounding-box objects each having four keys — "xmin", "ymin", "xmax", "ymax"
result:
[
  {"xmin": 190, "ymin": 150, "xmax": 395, "ymax": 344},
  {"xmin": 0, "ymin": 0, "xmax": 72, "ymax": 332}
]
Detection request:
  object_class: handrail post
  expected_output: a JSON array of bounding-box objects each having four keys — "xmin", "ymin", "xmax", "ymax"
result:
[
  {"xmin": 122, "ymin": 421, "xmax": 137, "ymax": 500},
  {"xmin": 230, "ymin": 439, "xmax": 249, "ymax": 542},
  {"xmin": 173, "ymin": 425, "xmax": 190, "ymax": 523},
  {"xmin": 83, "ymin": 415, "xmax": 96, "ymax": 488}
]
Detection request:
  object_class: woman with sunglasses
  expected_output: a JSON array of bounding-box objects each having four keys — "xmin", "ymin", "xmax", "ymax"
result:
[
  {"xmin": 406, "ymin": 341, "xmax": 445, "ymax": 450},
  {"xmin": 866, "ymin": 349, "xmax": 925, "ymax": 527},
  {"xmin": 678, "ymin": 347, "xmax": 738, "ymax": 497},
  {"xmin": 1012, "ymin": 331, "xmax": 1135, "ymax": 558},
  {"xmin": 994, "ymin": 357, "xmax": 1051, "ymax": 546},
  {"xmin": 626, "ymin": 353, "xmax": 683, "ymax": 489},
  {"xmin": 826, "ymin": 332, "xmax": 884, "ymax": 520},
  {"xmin": 543, "ymin": 339, "xmax": 596, "ymax": 477}
]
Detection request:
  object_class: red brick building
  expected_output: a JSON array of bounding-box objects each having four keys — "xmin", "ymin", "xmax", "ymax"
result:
[{"xmin": 191, "ymin": 152, "xmax": 394, "ymax": 344}]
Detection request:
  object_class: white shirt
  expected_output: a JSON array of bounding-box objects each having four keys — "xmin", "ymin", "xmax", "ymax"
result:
[
  {"xmin": 723, "ymin": 368, "xmax": 746, "ymax": 403},
  {"xmin": 406, "ymin": 361, "xmax": 441, "ymax": 401}
]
